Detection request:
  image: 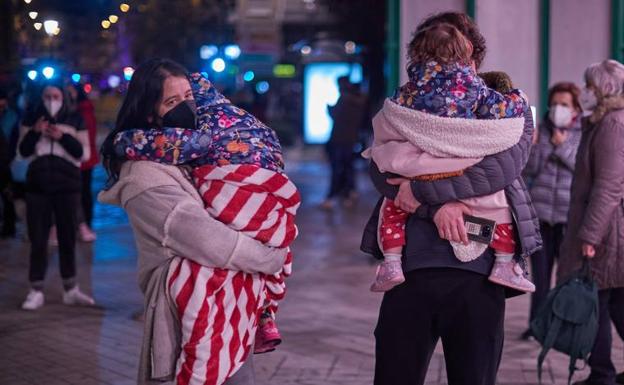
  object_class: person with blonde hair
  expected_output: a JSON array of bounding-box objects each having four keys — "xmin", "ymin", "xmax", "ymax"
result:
[{"xmin": 558, "ymin": 59, "xmax": 624, "ymax": 385}]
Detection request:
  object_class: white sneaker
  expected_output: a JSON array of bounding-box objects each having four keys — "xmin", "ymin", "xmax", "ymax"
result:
[
  {"xmin": 62, "ymin": 286, "xmax": 95, "ymax": 306},
  {"xmin": 78, "ymin": 223, "xmax": 97, "ymax": 242},
  {"xmin": 22, "ymin": 290, "xmax": 45, "ymax": 310}
]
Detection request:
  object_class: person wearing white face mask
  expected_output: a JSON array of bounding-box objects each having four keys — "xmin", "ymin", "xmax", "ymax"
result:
[
  {"xmin": 522, "ymin": 82, "xmax": 583, "ymax": 341},
  {"xmin": 17, "ymin": 82, "xmax": 94, "ymax": 310}
]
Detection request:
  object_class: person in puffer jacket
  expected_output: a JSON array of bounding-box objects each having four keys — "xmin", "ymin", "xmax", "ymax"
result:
[
  {"xmin": 521, "ymin": 82, "xmax": 582, "ymax": 340},
  {"xmin": 364, "ymin": 22, "xmax": 534, "ymax": 294},
  {"xmin": 18, "ymin": 81, "xmax": 95, "ymax": 311}
]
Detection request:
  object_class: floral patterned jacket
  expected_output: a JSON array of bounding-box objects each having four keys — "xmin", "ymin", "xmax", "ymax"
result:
[
  {"xmin": 393, "ymin": 61, "xmax": 527, "ymax": 119},
  {"xmin": 113, "ymin": 73, "xmax": 284, "ymax": 172}
]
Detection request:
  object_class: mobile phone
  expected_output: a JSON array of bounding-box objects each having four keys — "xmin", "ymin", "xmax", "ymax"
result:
[{"xmin": 464, "ymin": 215, "xmax": 496, "ymax": 244}]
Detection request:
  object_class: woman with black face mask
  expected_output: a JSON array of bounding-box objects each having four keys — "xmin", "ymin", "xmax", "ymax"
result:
[
  {"xmin": 18, "ymin": 82, "xmax": 95, "ymax": 310},
  {"xmin": 99, "ymin": 58, "xmax": 287, "ymax": 385}
]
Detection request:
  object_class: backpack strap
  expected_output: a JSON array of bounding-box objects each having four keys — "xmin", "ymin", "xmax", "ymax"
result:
[{"xmin": 537, "ymin": 317, "xmax": 562, "ymax": 384}]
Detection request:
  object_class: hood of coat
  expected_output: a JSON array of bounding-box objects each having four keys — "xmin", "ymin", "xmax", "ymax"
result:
[{"xmin": 374, "ymin": 99, "xmax": 525, "ymax": 158}]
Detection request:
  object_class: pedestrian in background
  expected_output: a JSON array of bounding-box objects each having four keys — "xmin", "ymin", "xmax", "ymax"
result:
[
  {"xmin": 521, "ymin": 82, "xmax": 583, "ymax": 340},
  {"xmin": 321, "ymin": 76, "xmax": 367, "ymax": 209},
  {"xmin": 557, "ymin": 59, "xmax": 624, "ymax": 385},
  {"xmin": 18, "ymin": 82, "xmax": 95, "ymax": 310},
  {"xmin": 67, "ymin": 83, "xmax": 98, "ymax": 242},
  {"xmin": 0, "ymin": 88, "xmax": 20, "ymax": 238}
]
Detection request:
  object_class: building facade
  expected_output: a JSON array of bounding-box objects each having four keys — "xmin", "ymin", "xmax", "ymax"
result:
[{"xmin": 390, "ymin": 0, "xmax": 622, "ymax": 118}]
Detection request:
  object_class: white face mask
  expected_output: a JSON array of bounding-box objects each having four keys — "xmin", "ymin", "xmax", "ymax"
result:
[
  {"xmin": 44, "ymin": 99, "xmax": 62, "ymax": 117},
  {"xmin": 579, "ymin": 87, "xmax": 598, "ymax": 113},
  {"xmin": 548, "ymin": 105, "xmax": 573, "ymax": 127}
]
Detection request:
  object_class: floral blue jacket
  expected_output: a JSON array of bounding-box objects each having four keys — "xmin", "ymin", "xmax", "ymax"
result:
[
  {"xmin": 113, "ymin": 73, "xmax": 284, "ymax": 172},
  {"xmin": 393, "ymin": 61, "xmax": 527, "ymax": 119}
]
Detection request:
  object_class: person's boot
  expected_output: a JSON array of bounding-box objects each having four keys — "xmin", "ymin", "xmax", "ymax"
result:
[
  {"xmin": 520, "ymin": 328, "xmax": 535, "ymax": 341},
  {"xmin": 370, "ymin": 260, "xmax": 405, "ymax": 292}
]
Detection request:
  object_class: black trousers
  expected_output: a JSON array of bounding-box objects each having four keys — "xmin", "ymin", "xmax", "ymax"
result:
[
  {"xmin": 374, "ymin": 268, "xmax": 506, "ymax": 385},
  {"xmin": 587, "ymin": 288, "xmax": 624, "ymax": 384},
  {"xmin": 326, "ymin": 143, "xmax": 355, "ymax": 199},
  {"xmin": 26, "ymin": 192, "xmax": 79, "ymax": 289},
  {"xmin": 0, "ymin": 187, "xmax": 16, "ymax": 235},
  {"xmin": 79, "ymin": 169, "xmax": 94, "ymax": 226},
  {"xmin": 529, "ymin": 222, "xmax": 566, "ymax": 321}
]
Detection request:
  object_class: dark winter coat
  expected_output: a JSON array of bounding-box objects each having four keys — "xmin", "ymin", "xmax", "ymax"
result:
[
  {"xmin": 524, "ymin": 117, "xmax": 582, "ymax": 225},
  {"xmin": 328, "ymin": 90, "xmax": 367, "ymax": 145},
  {"xmin": 558, "ymin": 96, "xmax": 624, "ymax": 290},
  {"xmin": 18, "ymin": 106, "xmax": 86, "ymax": 194},
  {"xmin": 361, "ymin": 108, "xmax": 542, "ymax": 274}
]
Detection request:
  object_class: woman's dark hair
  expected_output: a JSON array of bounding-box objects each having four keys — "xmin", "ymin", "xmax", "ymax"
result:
[
  {"xmin": 101, "ymin": 58, "xmax": 189, "ymax": 184},
  {"xmin": 548, "ymin": 81, "xmax": 582, "ymax": 112},
  {"xmin": 412, "ymin": 12, "xmax": 486, "ymax": 69}
]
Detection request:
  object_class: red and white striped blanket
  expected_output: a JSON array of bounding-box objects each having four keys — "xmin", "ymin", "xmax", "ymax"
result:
[
  {"xmin": 193, "ymin": 164, "xmax": 300, "ymax": 313},
  {"xmin": 167, "ymin": 164, "xmax": 300, "ymax": 385}
]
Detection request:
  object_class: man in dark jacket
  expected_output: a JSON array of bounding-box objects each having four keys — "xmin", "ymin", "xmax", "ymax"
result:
[
  {"xmin": 321, "ymin": 77, "xmax": 366, "ymax": 209},
  {"xmin": 362, "ymin": 12, "xmax": 541, "ymax": 385}
]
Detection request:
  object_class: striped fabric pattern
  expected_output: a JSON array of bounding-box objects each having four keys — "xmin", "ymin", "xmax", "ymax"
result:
[
  {"xmin": 168, "ymin": 257, "xmax": 266, "ymax": 385},
  {"xmin": 193, "ymin": 164, "xmax": 299, "ymax": 315},
  {"xmin": 192, "ymin": 164, "xmax": 300, "ymax": 248},
  {"xmin": 168, "ymin": 164, "xmax": 300, "ymax": 385}
]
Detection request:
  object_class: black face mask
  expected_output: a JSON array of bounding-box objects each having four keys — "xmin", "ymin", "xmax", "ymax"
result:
[{"xmin": 162, "ymin": 100, "xmax": 197, "ymax": 129}]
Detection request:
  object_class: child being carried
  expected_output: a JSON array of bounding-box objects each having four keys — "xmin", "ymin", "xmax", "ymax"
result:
[{"xmin": 364, "ymin": 23, "xmax": 535, "ymax": 293}]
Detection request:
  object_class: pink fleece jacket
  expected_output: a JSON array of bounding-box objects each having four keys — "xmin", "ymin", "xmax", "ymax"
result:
[{"xmin": 363, "ymin": 99, "xmax": 526, "ymax": 224}]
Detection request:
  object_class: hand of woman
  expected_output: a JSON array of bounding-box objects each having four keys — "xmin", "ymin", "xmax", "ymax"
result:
[
  {"xmin": 550, "ymin": 129, "xmax": 568, "ymax": 146},
  {"xmin": 33, "ymin": 116, "xmax": 49, "ymax": 133},
  {"xmin": 387, "ymin": 178, "xmax": 421, "ymax": 213},
  {"xmin": 44, "ymin": 125, "xmax": 63, "ymax": 140},
  {"xmin": 582, "ymin": 243, "xmax": 596, "ymax": 258},
  {"xmin": 433, "ymin": 202, "xmax": 472, "ymax": 245}
]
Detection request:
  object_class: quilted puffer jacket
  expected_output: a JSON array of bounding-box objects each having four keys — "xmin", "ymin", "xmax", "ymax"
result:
[{"xmin": 361, "ymin": 108, "xmax": 542, "ymax": 268}]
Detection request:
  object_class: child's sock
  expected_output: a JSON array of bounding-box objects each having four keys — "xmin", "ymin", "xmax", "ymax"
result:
[
  {"xmin": 383, "ymin": 253, "xmax": 402, "ymax": 263},
  {"xmin": 494, "ymin": 252, "xmax": 514, "ymax": 263}
]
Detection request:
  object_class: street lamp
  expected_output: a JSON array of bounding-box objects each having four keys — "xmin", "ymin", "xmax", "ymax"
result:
[
  {"xmin": 29, "ymin": 12, "xmax": 38, "ymax": 20},
  {"xmin": 42, "ymin": 66, "xmax": 55, "ymax": 79},
  {"xmin": 43, "ymin": 20, "xmax": 59, "ymax": 36},
  {"xmin": 211, "ymin": 58, "xmax": 226, "ymax": 73}
]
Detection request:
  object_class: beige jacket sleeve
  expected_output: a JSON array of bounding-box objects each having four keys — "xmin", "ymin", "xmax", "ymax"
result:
[{"xmin": 125, "ymin": 184, "xmax": 287, "ymax": 275}]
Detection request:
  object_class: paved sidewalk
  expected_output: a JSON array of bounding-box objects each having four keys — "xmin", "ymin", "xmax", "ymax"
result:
[{"xmin": 0, "ymin": 157, "xmax": 622, "ymax": 385}]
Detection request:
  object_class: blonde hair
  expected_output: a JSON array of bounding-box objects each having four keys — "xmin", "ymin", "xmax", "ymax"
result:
[
  {"xmin": 407, "ymin": 23, "xmax": 473, "ymax": 66},
  {"xmin": 584, "ymin": 59, "xmax": 624, "ymax": 98}
]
